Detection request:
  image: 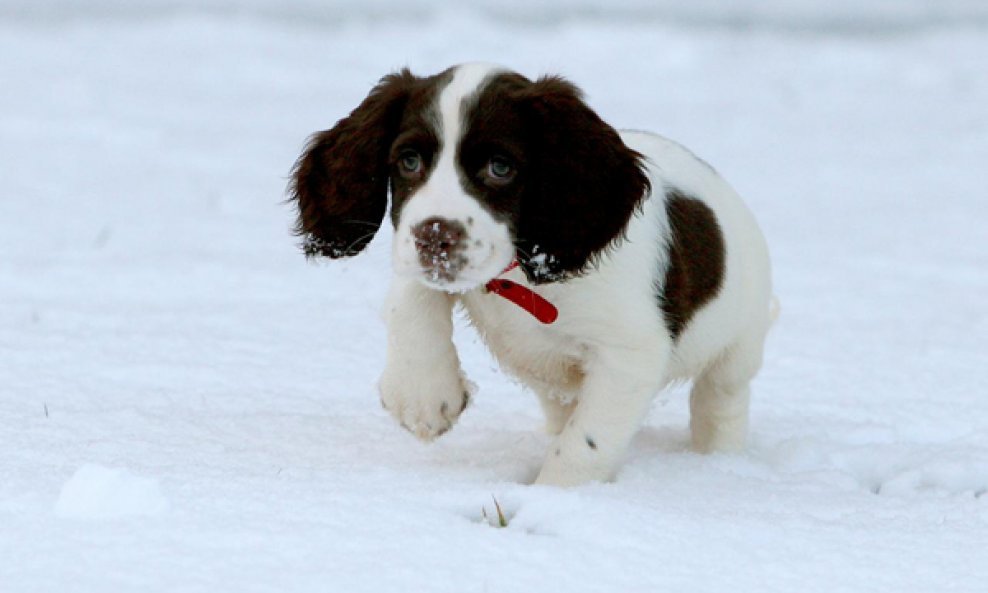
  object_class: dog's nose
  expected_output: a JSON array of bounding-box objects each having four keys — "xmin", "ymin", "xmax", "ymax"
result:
[
  {"xmin": 411, "ymin": 217, "xmax": 467, "ymax": 282},
  {"xmin": 411, "ymin": 217, "xmax": 466, "ymax": 258}
]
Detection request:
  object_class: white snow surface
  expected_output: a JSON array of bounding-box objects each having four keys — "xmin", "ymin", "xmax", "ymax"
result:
[{"xmin": 2, "ymin": 2, "xmax": 987, "ymax": 592}]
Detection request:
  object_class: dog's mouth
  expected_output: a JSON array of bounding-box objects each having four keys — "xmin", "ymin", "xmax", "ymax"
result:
[
  {"xmin": 419, "ymin": 257, "xmax": 471, "ymax": 291},
  {"xmin": 413, "ymin": 244, "xmax": 513, "ymax": 293}
]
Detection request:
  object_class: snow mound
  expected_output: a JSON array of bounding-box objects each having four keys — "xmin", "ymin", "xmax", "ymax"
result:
[{"xmin": 54, "ymin": 464, "xmax": 170, "ymax": 519}]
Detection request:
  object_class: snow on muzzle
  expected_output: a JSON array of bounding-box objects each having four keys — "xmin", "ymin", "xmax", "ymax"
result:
[{"xmin": 411, "ymin": 216, "xmax": 468, "ymax": 285}]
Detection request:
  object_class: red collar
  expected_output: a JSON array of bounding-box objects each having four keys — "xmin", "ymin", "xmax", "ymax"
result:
[{"xmin": 484, "ymin": 260, "xmax": 558, "ymax": 324}]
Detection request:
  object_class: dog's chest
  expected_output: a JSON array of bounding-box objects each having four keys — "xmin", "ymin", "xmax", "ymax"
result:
[{"xmin": 459, "ymin": 283, "xmax": 587, "ymax": 391}]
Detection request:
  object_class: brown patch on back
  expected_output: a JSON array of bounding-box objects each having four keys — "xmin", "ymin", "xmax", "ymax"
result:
[{"xmin": 660, "ymin": 190, "xmax": 726, "ymax": 339}]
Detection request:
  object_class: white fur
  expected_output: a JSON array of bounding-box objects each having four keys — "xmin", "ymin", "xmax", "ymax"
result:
[{"xmin": 378, "ymin": 64, "xmax": 774, "ymax": 486}]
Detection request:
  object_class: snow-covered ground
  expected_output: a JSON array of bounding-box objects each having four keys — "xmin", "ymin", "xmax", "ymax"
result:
[{"xmin": 2, "ymin": 2, "xmax": 987, "ymax": 591}]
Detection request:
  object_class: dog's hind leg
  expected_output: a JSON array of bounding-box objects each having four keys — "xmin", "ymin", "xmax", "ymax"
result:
[{"xmin": 689, "ymin": 324, "xmax": 768, "ymax": 454}]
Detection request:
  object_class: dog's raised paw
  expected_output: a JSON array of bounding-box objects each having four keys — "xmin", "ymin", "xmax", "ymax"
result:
[{"xmin": 378, "ymin": 369, "xmax": 470, "ymax": 441}]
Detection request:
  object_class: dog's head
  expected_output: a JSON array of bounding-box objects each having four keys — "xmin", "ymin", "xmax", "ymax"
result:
[{"xmin": 290, "ymin": 63, "xmax": 650, "ymax": 290}]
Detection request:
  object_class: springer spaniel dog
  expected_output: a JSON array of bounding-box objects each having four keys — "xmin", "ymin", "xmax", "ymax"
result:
[{"xmin": 291, "ymin": 63, "xmax": 775, "ymax": 487}]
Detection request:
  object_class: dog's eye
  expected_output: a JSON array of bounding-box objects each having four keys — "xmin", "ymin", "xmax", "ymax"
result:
[
  {"xmin": 485, "ymin": 156, "xmax": 515, "ymax": 183},
  {"xmin": 398, "ymin": 150, "xmax": 423, "ymax": 177}
]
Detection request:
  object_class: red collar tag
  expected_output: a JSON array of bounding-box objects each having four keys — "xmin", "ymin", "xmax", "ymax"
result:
[{"xmin": 484, "ymin": 260, "xmax": 558, "ymax": 324}]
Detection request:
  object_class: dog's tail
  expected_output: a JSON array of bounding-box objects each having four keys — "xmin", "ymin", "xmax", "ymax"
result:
[{"xmin": 769, "ymin": 295, "xmax": 781, "ymax": 326}]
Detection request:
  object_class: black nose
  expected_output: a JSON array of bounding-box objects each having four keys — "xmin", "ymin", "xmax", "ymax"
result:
[{"xmin": 411, "ymin": 217, "xmax": 466, "ymax": 257}]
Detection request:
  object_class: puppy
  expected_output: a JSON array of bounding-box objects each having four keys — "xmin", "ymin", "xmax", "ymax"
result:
[{"xmin": 291, "ymin": 63, "xmax": 774, "ymax": 486}]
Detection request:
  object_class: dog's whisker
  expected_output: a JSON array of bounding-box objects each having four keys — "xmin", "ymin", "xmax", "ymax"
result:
[
  {"xmin": 341, "ymin": 220, "xmax": 382, "ymax": 228},
  {"xmin": 342, "ymin": 230, "xmax": 379, "ymax": 254},
  {"xmin": 512, "ymin": 245, "xmax": 534, "ymax": 261}
]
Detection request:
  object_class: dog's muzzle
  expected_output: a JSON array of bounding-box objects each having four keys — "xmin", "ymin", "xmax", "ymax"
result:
[{"xmin": 411, "ymin": 217, "xmax": 468, "ymax": 284}]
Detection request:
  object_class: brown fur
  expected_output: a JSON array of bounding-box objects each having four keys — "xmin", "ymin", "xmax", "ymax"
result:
[
  {"xmin": 290, "ymin": 69, "xmax": 449, "ymax": 258},
  {"xmin": 506, "ymin": 76, "xmax": 651, "ymax": 283},
  {"xmin": 290, "ymin": 68, "xmax": 651, "ymax": 286}
]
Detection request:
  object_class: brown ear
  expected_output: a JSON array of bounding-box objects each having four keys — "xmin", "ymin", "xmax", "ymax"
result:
[
  {"xmin": 290, "ymin": 70, "xmax": 418, "ymax": 258},
  {"xmin": 513, "ymin": 76, "xmax": 650, "ymax": 283}
]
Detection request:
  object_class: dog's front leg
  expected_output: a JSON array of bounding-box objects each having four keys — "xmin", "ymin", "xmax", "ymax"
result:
[
  {"xmin": 378, "ymin": 276, "xmax": 469, "ymax": 441},
  {"xmin": 534, "ymin": 342, "xmax": 666, "ymax": 486}
]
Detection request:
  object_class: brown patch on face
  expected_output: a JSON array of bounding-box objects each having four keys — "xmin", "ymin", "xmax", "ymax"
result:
[
  {"xmin": 457, "ymin": 73, "xmax": 651, "ymax": 284},
  {"xmin": 386, "ymin": 70, "xmax": 455, "ymax": 225},
  {"xmin": 289, "ymin": 69, "xmax": 451, "ymax": 259},
  {"xmin": 660, "ymin": 190, "xmax": 725, "ymax": 339}
]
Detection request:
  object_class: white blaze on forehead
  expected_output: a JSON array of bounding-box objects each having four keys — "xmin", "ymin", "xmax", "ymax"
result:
[
  {"xmin": 424, "ymin": 62, "xmax": 507, "ymax": 209},
  {"xmin": 391, "ymin": 63, "xmax": 515, "ymax": 291},
  {"xmin": 436, "ymin": 62, "xmax": 506, "ymax": 148}
]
